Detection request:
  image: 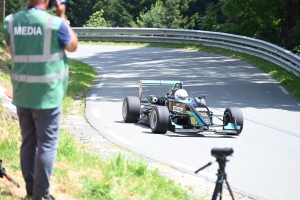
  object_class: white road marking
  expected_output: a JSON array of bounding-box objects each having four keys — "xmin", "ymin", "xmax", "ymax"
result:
[
  {"xmin": 96, "ymin": 82, "xmax": 104, "ymax": 88},
  {"xmin": 104, "ymin": 130, "xmax": 132, "ymax": 145},
  {"xmin": 92, "ymin": 109, "xmax": 100, "ymax": 118},
  {"xmin": 103, "ymin": 74, "xmax": 107, "ymax": 78},
  {"xmin": 87, "ymin": 94, "xmax": 102, "ymax": 101},
  {"xmin": 170, "ymin": 161, "xmax": 217, "ymax": 179},
  {"xmin": 279, "ymin": 86, "xmax": 289, "ymax": 94},
  {"xmin": 96, "ymin": 67, "xmax": 103, "ymax": 70}
]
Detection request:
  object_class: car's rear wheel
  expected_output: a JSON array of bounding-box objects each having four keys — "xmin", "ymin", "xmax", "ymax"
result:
[
  {"xmin": 149, "ymin": 106, "xmax": 169, "ymax": 134},
  {"xmin": 122, "ymin": 96, "xmax": 140, "ymax": 123},
  {"xmin": 223, "ymin": 107, "xmax": 243, "ymax": 134}
]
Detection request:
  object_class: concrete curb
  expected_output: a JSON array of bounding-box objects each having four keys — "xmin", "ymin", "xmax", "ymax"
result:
[{"xmin": 0, "ymin": 86, "xmax": 18, "ymax": 120}]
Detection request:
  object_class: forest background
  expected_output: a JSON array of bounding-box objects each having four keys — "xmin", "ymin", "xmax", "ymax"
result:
[{"xmin": 1, "ymin": 0, "xmax": 300, "ymax": 53}]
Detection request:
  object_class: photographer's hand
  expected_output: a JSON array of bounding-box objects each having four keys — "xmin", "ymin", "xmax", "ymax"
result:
[
  {"xmin": 55, "ymin": 0, "xmax": 78, "ymax": 52},
  {"xmin": 55, "ymin": 0, "xmax": 66, "ymax": 19}
]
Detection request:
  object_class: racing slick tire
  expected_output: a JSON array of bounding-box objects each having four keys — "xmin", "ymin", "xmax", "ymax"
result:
[
  {"xmin": 223, "ymin": 107, "xmax": 244, "ymax": 134},
  {"xmin": 122, "ymin": 96, "xmax": 140, "ymax": 123},
  {"xmin": 149, "ymin": 106, "xmax": 169, "ymax": 134}
]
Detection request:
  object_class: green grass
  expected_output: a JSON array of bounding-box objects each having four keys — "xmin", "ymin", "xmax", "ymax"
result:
[
  {"xmin": 62, "ymin": 59, "xmax": 97, "ymax": 115},
  {"xmin": 54, "ymin": 130, "xmax": 194, "ymax": 200},
  {"xmin": 80, "ymin": 154, "xmax": 193, "ymax": 200}
]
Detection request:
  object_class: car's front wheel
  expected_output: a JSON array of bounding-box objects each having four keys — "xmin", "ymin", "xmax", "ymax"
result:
[
  {"xmin": 149, "ymin": 106, "xmax": 169, "ymax": 134},
  {"xmin": 122, "ymin": 96, "xmax": 140, "ymax": 123},
  {"xmin": 223, "ymin": 107, "xmax": 243, "ymax": 134}
]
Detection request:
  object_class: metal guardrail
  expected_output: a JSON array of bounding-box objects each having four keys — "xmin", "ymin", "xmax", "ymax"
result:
[{"xmin": 72, "ymin": 27, "xmax": 300, "ymax": 77}]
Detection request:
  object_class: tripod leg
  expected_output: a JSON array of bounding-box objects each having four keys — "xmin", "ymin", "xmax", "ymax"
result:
[
  {"xmin": 212, "ymin": 181, "xmax": 222, "ymax": 200},
  {"xmin": 219, "ymin": 182, "xmax": 223, "ymax": 200},
  {"xmin": 225, "ymin": 178, "xmax": 235, "ymax": 200},
  {"xmin": 212, "ymin": 168, "xmax": 225, "ymax": 200}
]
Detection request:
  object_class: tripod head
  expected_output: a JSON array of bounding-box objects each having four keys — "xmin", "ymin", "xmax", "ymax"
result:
[
  {"xmin": 211, "ymin": 148, "xmax": 233, "ymax": 158},
  {"xmin": 211, "ymin": 148, "xmax": 233, "ymax": 170},
  {"xmin": 195, "ymin": 148, "xmax": 233, "ymax": 173}
]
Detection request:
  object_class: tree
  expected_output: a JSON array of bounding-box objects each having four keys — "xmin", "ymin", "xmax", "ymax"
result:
[
  {"xmin": 93, "ymin": 0, "xmax": 135, "ymax": 27},
  {"xmin": 137, "ymin": 0, "xmax": 191, "ymax": 29},
  {"xmin": 280, "ymin": 0, "xmax": 300, "ymax": 51},
  {"xmin": 5, "ymin": 0, "xmax": 25, "ymax": 15},
  {"xmin": 290, "ymin": 23, "xmax": 300, "ymax": 53},
  {"xmin": 137, "ymin": 1, "xmax": 166, "ymax": 28},
  {"xmin": 163, "ymin": 0, "xmax": 187, "ymax": 29},
  {"xmin": 1, "ymin": 0, "xmax": 5, "ymax": 23},
  {"xmin": 199, "ymin": 0, "xmax": 300, "ymax": 51},
  {"xmin": 121, "ymin": 0, "xmax": 155, "ymax": 23},
  {"xmin": 199, "ymin": 3, "xmax": 219, "ymax": 31},
  {"xmin": 84, "ymin": 10, "xmax": 110, "ymax": 27},
  {"xmin": 66, "ymin": 0, "xmax": 97, "ymax": 27}
]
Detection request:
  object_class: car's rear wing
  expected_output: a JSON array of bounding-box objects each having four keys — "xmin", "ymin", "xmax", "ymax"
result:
[{"xmin": 139, "ymin": 80, "xmax": 183, "ymax": 100}]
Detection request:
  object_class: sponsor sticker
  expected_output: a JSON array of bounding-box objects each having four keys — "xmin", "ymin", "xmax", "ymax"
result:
[
  {"xmin": 195, "ymin": 107, "xmax": 206, "ymax": 112},
  {"xmin": 200, "ymin": 112, "xmax": 208, "ymax": 116},
  {"xmin": 173, "ymin": 106, "xmax": 183, "ymax": 113},
  {"xmin": 196, "ymin": 107, "xmax": 208, "ymax": 116}
]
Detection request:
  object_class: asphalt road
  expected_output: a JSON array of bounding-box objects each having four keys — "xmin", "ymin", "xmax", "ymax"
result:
[{"xmin": 67, "ymin": 45, "xmax": 300, "ymax": 200}]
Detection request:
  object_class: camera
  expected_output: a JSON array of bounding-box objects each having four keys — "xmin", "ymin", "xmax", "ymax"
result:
[
  {"xmin": 48, "ymin": 0, "xmax": 67, "ymax": 11},
  {"xmin": 211, "ymin": 148, "xmax": 233, "ymax": 158}
]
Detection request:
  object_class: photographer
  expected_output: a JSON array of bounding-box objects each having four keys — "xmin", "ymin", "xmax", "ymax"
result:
[{"xmin": 2, "ymin": 0, "xmax": 78, "ymax": 199}]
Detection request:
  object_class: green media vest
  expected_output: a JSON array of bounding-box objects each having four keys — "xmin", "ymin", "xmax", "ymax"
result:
[{"xmin": 4, "ymin": 9, "xmax": 68, "ymax": 109}]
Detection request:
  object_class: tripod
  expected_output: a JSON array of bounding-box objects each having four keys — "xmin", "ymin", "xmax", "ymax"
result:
[
  {"xmin": 195, "ymin": 148, "xmax": 235, "ymax": 200},
  {"xmin": 0, "ymin": 160, "xmax": 20, "ymax": 188}
]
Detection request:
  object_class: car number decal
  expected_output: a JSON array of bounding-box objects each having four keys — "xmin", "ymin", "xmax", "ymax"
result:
[
  {"xmin": 196, "ymin": 107, "xmax": 208, "ymax": 116},
  {"xmin": 173, "ymin": 106, "xmax": 183, "ymax": 112},
  {"xmin": 196, "ymin": 107, "xmax": 207, "ymax": 112},
  {"xmin": 200, "ymin": 112, "xmax": 208, "ymax": 116}
]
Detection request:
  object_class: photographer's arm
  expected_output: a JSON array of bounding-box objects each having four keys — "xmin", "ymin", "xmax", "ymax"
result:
[{"xmin": 56, "ymin": 0, "xmax": 78, "ymax": 52}]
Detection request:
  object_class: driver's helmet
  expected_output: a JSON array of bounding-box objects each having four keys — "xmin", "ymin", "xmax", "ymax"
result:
[{"xmin": 174, "ymin": 89, "xmax": 188, "ymax": 100}]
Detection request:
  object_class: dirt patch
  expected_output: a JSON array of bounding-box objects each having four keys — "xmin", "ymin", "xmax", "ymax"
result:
[
  {"xmin": 0, "ymin": 49, "xmax": 12, "ymax": 90},
  {"xmin": 0, "ymin": 63, "xmax": 10, "ymax": 74}
]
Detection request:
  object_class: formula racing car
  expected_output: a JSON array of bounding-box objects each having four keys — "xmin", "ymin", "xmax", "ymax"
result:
[{"xmin": 122, "ymin": 80, "xmax": 243, "ymax": 134}]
